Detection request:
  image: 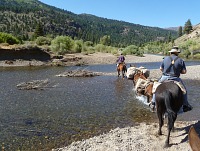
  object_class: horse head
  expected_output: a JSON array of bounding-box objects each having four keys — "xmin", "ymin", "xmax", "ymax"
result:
[{"xmin": 133, "ymin": 70, "xmax": 147, "ymax": 86}]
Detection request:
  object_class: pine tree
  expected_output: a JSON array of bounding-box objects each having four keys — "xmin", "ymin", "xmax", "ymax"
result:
[
  {"xmin": 178, "ymin": 26, "xmax": 182, "ymax": 37},
  {"xmin": 34, "ymin": 22, "xmax": 44, "ymax": 38},
  {"xmin": 167, "ymin": 32, "xmax": 172, "ymax": 43},
  {"xmin": 184, "ymin": 19, "xmax": 193, "ymax": 34}
]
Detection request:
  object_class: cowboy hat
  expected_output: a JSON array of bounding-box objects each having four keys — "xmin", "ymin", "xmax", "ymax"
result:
[
  {"xmin": 169, "ymin": 47, "xmax": 181, "ymax": 53},
  {"xmin": 172, "ymin": 46, "xmax": 179, "ymax": 49}
]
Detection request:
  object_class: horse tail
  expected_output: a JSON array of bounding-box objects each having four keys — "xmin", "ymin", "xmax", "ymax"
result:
[{"xmin": 164, "ymin": 90, "xmax": 177, "ymax": 128}]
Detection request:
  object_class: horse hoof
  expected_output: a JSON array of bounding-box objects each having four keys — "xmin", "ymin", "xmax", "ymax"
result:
[{"xmin": 163, "ymin": 143, "xmax": 169, "ymax": 148}]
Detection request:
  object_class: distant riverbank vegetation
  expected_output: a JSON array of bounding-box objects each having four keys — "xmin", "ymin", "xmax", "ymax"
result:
[
  {"xmin": 1, "ymin": 0, "xmax": 199, "ymax": 59},
  {"xmin": 1, "ymin": 31, "xmax": 200, "ymax": 59}
]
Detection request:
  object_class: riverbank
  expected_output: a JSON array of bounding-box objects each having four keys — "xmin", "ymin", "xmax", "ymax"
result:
[
  {"xmin": 0, "ymin": 52, "xmax": 163, "ymax": 67},
  {"xmin": 54, "ymin": 120, "xmax": 199, "ymax": 151},
  {"xmin": 1, "ymin": 52, "xmax": 200, "ymax": 81}
]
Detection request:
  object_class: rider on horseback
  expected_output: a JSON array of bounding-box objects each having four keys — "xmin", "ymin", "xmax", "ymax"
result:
[
  {"xmin": 150, "ymin": 46, "xmax": 192, "ymax": 112},
  {"xmin": 116, "ymin": 53, "xmax": 125, "ymax": 67}
]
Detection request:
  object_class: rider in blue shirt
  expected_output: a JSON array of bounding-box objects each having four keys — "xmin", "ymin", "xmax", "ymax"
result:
[{"xmin": 150, "ymin": 46, "xmax": 192, "ymax": 112}]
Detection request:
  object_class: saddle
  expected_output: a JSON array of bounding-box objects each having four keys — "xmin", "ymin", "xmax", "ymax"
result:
[
  {"xmin": 135, "ymin": 78, "xmax": 151, "ymax": 92},
  {"xmin": 152, "ymin": 80, "xmax": 186, "ymax": 94}
]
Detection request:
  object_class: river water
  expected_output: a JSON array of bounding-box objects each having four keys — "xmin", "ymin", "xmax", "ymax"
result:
[{"xmin": 0, "ymin": 61, "xmax": 200, "ymax": 150}]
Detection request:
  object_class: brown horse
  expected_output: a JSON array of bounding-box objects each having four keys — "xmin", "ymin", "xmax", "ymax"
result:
[
  {"xmin": 133, "ymin": 70, "xmax": 147, "ymax": 85},
  {"xmin": 117, "ymin": 63, "xmax": 127, "ymax": 78},
  {"xmin": 134, "ymin": 76, "xmax": 154, "ymax": 103},
  {"xmin": 189, "ymin": 126, "xmax": 200, "ymax": 151}
]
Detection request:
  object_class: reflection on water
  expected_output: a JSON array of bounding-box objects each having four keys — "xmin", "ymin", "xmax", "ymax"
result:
[{"xmin": 0, "ymin": 62, "xmax": 199, "ymax": 150}]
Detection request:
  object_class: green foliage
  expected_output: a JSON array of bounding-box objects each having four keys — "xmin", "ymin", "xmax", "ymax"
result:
[
  {"xmin": 142, "ymin": 41, "xmax": 172, "ymax": 55},
  {"xmin": 184, "ymin": 19, "xmax": 193, "ymax": 34},
  {"xmin": 182, "ymin": 49, "xmax": 191, "ymax": 58},
  {"xmin": 73, "ymin": 40, "xmax": 83, "ymax": 53},
  {"xmin": 50, "ymin": 36, "xmax": 74, "ymax": 55},
  {"xmin": 0, "ymin": 32, "xmax": 20, "ymax": 44},
  {"xmin": 193, "ymin": 54, "xmax": 200, "ymax": 59},
  {"xmin": 35, "ymin": 36, "xmax": 52, "ymax": 46},
  {"xmin": 94, "ymin": 44, "xmax": 107, "ymax": 52},
  {"xmin": 105, "ymin": 46, "xmax": 116, "ymax": 53},
  {"xmin": 0, "ymin": 0, "xmax": 177, "ymax": 46},
  {"xmin": 123, "ymin": 45, "xmax": 143, "ymax": 56},
  {"xmin": 84, "ymin": 41, "xmax": 93, "ymax": 47},
  {"xmin": 111, "ymin": 49, "xmax": 118, "ymax": 55},
  {"xmin": 100, "ymin": 35, "xmax": 111, "ymax": 46},
  {"xmin": 167, "ymin": 32, "xmax": 172, "ymax": 43},
  {"xmin": 178, "ymin": 26, "xmax": 183, "ymax": 37},
  {"xmin": 33, "ymin": 23, "xmax": 44, "ymax": 39},
  {"xmin": 180, "ymin": 40, "xmax": 197, "ymax": 51}
]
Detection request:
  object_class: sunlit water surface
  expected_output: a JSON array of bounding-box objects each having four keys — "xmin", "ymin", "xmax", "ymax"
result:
[{"xmin": 0, "ymin": 61, "xmax": 200, "ymax": 150}]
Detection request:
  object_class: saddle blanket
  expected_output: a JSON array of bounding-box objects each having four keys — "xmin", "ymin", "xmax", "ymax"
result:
[{"xmin": 152, "ymin": 81, "xmax": 186, "ymax": 94}]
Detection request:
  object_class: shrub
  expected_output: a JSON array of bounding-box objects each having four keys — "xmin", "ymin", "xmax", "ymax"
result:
[
  {"xmin": 0, "ymin": 32, "xmax": 20, "ymax": 44},
  {"xmin": 193, "ymin": 53, "xmax": 200, "ymax": 59},
  {"xmin": 73, "ymin": 40, "xmax": 83, "ymax": 53},
  {"xmin": 111, "ymin": 49, "xmax": 118, "ymax": 55},
  {"xmin": 84, "ymin": 41, "xmax": 93, "ymax": 47},
  {"xmin": 182, "ymin": 49, "xmax": 191, "ymax": 58},
  {"xmin": 123, "ymin": 45, "xmax": 143, "ymax": 56},
  {"xmin": 35, "ymin": 36, "xmax": 52, "ymax": 46},
  {"xmin": 94, "ymin": 44, "xmax": 106, "ymax": 52},
  {"xmin": 50, "ymin": 36, "xmax": 74, "ymax": 55}
]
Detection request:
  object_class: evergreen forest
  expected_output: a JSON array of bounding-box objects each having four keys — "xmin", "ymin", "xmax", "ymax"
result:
[{"xmin": 0, "ymin": 0, "xmax": 178, "ymax": 47}]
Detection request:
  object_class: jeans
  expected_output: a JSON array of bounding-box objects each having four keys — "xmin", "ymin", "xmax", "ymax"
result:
[{"xmin": 151, "ymin": 75, "xmax": 189, "ymax": 106}]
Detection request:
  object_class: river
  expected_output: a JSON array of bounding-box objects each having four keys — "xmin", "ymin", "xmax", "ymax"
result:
[{"xmin": 0, "ymin": 61, "xmax": 200, "ymax": 150}]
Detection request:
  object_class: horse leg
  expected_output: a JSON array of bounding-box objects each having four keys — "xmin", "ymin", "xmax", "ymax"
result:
[
  {"xmin": 147, "ymin": 95, "xmax": 152, "ymax": 103},
  {"xmin": 117, "ymin": 69, "xmax": 120, "ymax": 77},
  {"xmin": 122, "ymin": 70, "xmax": 124, "ymax": 79},
  {"xmin": 147, "ymin": 96, "xmax": 150, "ymax": 103},
  {"xmin": 157, "ymin": 112, "xmax": 164, "ymax": 135},
  {"xmin": 156, "ymin": 102, "xmax": 165, "ymax": 135},
  {"xmin": 164, "ymin": 111, "xmax": 177, "ymax": 148}
]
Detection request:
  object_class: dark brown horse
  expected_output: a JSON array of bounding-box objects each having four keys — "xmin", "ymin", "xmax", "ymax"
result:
[
  {"xmin": 117, "ymin": 63, "xmax": 127, "ymax": 78},
  {"xmin": 136, "ymin": 80, "xmax": 184, "ymax": 147},
  {"xmin": 154, "ymin": 81, "xmax": 183, "ymax": 147}
]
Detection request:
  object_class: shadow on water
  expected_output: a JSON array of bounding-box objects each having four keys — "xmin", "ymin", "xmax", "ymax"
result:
[{"xmin": 0, "ymin": 62, "xmax": 200, "ymax": 150}]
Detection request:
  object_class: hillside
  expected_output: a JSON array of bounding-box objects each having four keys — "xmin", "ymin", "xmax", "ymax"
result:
[
  {"xmin": 0, "ymin": 0, "xmax": 177, "ymax": 47},
  {"xmin": 175, "ymin": 23, "xmax": 200, "ymax": 45}
]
